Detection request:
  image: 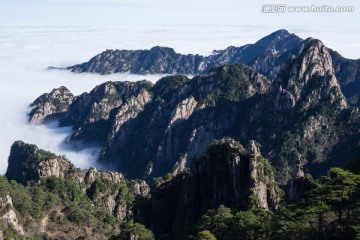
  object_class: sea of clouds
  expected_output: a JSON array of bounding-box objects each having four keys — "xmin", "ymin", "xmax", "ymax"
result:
[{"xmin": 0, "ymin": 25, "xmax": 359, "ymax": 174}]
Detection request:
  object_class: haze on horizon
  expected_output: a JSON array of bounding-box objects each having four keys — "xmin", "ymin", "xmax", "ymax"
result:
[{"xmin": 0, "ymin": 0, "xmax": 359, "ymax": 27}]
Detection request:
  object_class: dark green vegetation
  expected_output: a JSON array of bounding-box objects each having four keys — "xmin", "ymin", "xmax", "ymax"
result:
[
  {"xmin": 1, "ymin": 139, "xmax": 359, "ymax": 239},
  {"xmin": 1, "ymin": 141, "xmax": 153, "ymax": 240},
  {"xmin": 0, "ymin": 175, "xmax": 155, "ymax": 240},
  {"xmin": 0, "ymin": 176, "xmax": 122, "ymax": 239},
  {"xmin": 191, "ymin": 167, "xmax": 360, "ymax": 240}
]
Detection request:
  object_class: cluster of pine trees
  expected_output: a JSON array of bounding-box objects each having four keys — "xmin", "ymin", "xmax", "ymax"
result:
[{"xmin": 191, "ymin": 167, "xmax": 360, "ymax": 240}]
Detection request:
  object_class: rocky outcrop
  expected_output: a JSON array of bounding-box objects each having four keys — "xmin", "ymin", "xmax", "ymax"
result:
[
  {"xmin": 35, "ymin": 65, "xmax": 268, "ymax": 179},
  {"xmin": 60, "ymin": 80, "xmax": 153, "ymax": 143},
  {"xmin": 329, "ymin": 49, "xmax": 360, "ymax": 108},
  {"xmin": 0, "ymin": 194, "xmax": 24, "ymax": 235},
  {"xmin": 5, "ymin": 141, "xmax": 147, "ymax": 220},
  {"xmin": 169, "ymin": 96, "xmax": 198, "ymax": 126},
  {"xmin": 208, "ymin": 29, "xmax": 304, "ymax": 78},
  {"xmin": 5, "ymin": 140, "xmax": 73, "ymax": 184},
  {"xmin": 248, "ymin": 140, "xmax": 280, "ymax": 210},
  {"xmin": 265, "ymin": 40, "xmax": 349, "ymax": 182},
  {"xmin": 191, "ymin": 138, "xmax": 280, "ymax": 212},
  {"xmin": 29, "ymin": 86, "xmax": 74, "ymax": 124},
  {"xmin": 131, "ymin": 180, "xmax": 151, "ymax": 198},
  {"xmin": 2, "ymin": 138, "xmax": 280, "ymax": 238},
  {"xmin": 143, "ymin": 138, "xmax": 280, "ymax": 237},
  {"xmin": 67, "ymin": 46, "xmax": 207, "ymax": 75},
  {"xmin": 273, "ymin": 40, "xmax": 347, "ymax": 114},
  {"xmin": 103, "ymin": 89, "xmax": 153, "ymax": 156}
]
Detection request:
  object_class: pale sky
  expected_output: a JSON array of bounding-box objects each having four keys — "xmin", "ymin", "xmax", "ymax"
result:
[{"xmin": 0, "ymin": 0, "xmax": 359, "ymax": 27}]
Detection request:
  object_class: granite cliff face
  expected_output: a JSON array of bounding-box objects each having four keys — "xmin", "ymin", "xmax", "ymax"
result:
[
  {"xmin": 244, "ymin": 39, "xmax": 357, "ymax": 183},
  {"xmin": 190, "ymin": 138, "xmax": 280, "ymax": 212},
  {"xmin": 60, "ymin": 80, "xmax": 153, "ymax": 144},
  {"xmin": 208, "ymin": 29, "xmax": 304, "ymax": 79},
  {"xmin": 61, "ymin": 29, "xmax": 360, "ymax": 109},
  {"xmin": 68, "ymin": 46, "xmax": 207, "ymax": 75},
  {"xmin": 0, "ymin": 195, "xmax": 24, "ymax": 237},
  {"xmin": 141, "ymin": 138, "xmax": 280, "ymax": 237},
  {"xmin": 5, "ymin": 140, "xmax": 74, "ymax": 185},
  {"xmin": 329, "ymin": 49, "xmax": 360, "ymax": 108},
  {"xmin": 1, "ymin": 141, "xmax": 154, "ymax": 239},
  {"xmin": 5, "ymin": 141, "xmax": 136, "ymax": 221},
  {"xmin": 29, "ymin": 86, "xmax": 74, "ymax": 124}
]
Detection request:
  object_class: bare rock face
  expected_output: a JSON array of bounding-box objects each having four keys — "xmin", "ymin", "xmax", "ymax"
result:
[
  {"xmin": 105, "ymin": 89, "xmax": 153, "ymax": 155},
  {"xmin": 271, "ymin": 40, "xmax": 349, "ymax": 181},
  {"xmin": 169, "ymin": 96, "xmax": 198, "ymax": 126},
  {"xmin": 145, "ymin": 138, "xmax": 281, "ymax": 237},
  {"xmin": 29, "ymin": 86, "xmax": 74, "ymax": 124},
  {"xmin": 242, "ymin": 39, "xmax": 355, "ymax": 185},
  {"xmin": 67, "ymin": 46, "xmax": 208, "ymax": 75},
  {"xmin": 0, "ymin": 195, "xmax": 25, "ymax": 235},
  {"xmin": 4, "ymin": 141, "xmax": 144, "ymax": 221},
  {"xmin": 131, "ymin": 180, "xmax": 150, "ymax": 198},
  {"xmin": 66, "ymin": 30, "xmax": 303, "ymax": 79},
  {"xmin": 79, "ymin": 65, "xmax": 270, "ymax": 179},
  {"xmin": 61, "ymin": 80, "xmax": 153, "ymax": 143},
  {"xmin": 38, "ymin": 157, "xmax": 73, "ymax": 179},
  {"xmin": 248, "ymin": 140, "xmax": 280, "ymax": 210},
  {"xmin": 283, "ymin": 40, "xmax": 347, "ymax": 110},
  {"xmin": 274, "ymin": 40, "xmax": 347, "ymax": 113},
  {"xmin": 5, "ymin": 140, "xmax": 73, "ymax": 184},
  {"xmin": 191, "ymin": 138, "xmax": 280, "ymax": 212}
]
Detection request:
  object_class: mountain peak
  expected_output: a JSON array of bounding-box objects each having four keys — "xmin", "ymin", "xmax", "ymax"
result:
[
  {"xmin": 274, "ymin": 39, "xmax": 347, "ymax": 113},
  {"xmin": 150, "ymin": 46, "xmax": 176, "ymax": 52},
  {"xmin": 269, "ymin": 29, "xmax": 291, "ymax": 38},
  {"xmin": 291, "ymin": 39, "xmax": 334, "ymax": 82},
  {"xmin": 252, "ymin": 29, "xmax": 300, "ymax": 51}
]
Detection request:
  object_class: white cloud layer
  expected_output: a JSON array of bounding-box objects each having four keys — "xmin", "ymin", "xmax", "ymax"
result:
[{"xmin": 0, "ymin": 25, "xmax": 359, "ymax": 174}]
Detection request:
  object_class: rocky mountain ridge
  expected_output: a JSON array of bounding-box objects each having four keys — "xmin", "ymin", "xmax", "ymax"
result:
[
  {"xmin": 59, "ymin": 29, "xmax": 360, "ymax": 108},
  {"xmin": 138, "ymin": 138, "xmax": 280, "ymax": 237},
  {"xmin": 5, "ymin": 140, "xmax": 141, "ymax": 221},
  {"xmin": 29, "ymin": 86, "xmax": 74, "ymax": 124},
  {"xmin": 67, "ymin": 46, "xmax": 207, "ymax": 75},
  {"xmin": 32, "ymin": 38, "xmax": 360, "ymax": 186},
  {"xmin": 32, "ymin": 64, "xmax": 272, "ymax": 179}
]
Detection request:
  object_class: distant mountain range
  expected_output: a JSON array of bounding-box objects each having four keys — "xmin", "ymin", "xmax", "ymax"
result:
[
  {"xmin": 59, "ymin": 29, "xmax": 360, "ymax": 109},
  {"xmin": 2, "ymin": 29, "xmax": 359, "ymax": 239},
  {"xmin": 37, "ymin": 34, "xmax": 360, "ymax": 187}
]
